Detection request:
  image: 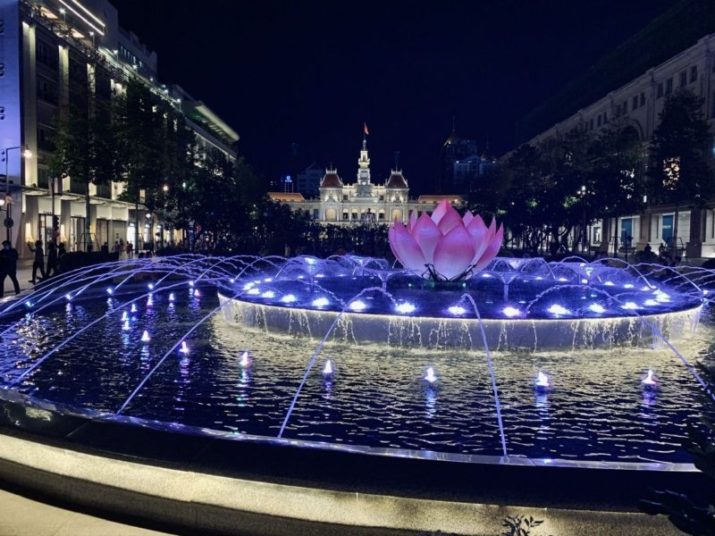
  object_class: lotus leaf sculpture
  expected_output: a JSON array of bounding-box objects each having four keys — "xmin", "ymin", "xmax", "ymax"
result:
[{"xmin": 388, "ymin": 200, "xmax": 503, "ymax": 280}]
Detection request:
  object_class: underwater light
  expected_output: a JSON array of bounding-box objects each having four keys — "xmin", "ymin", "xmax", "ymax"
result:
[
  {"xmin": 604, "ymin": 281, "xmax": 614, "ymax": 287},
  {"xmin": 448, "ymin": 305, "xmax": 467, "ymax": 316},
  {"xmin": 424, "ymin": 366, "xmax": 438, "ymax": 384},
  {"xmin": 179, "ymin": 341, "xmax": 189, "ymax": 354},
  {"xmin": 242, "ymin": 282, "xmax": 255, "ymax": 290},
  {"xmin": 169, "ymin": 293, "xmax": 175, "ymax": 302},
  {"xmin": 121, "ymin": 311, "xmax": 128, "ymax": 321},
  {"xmin": 122, "ymin": 320, "xmax": 130, "ymax": 331},
  {"xmin": 281, "ymin": 294, "xmax": 297, "ymax": 303},
  {"xmin": 588, "ymin": 303, "xmax": 606, "ymax": 314},
  {"xmin": 131, "ymin": 303, "xmax": 138, "ymax": 313},
  {"xmin": 547, "ymin": 304, "xmax": 570, "ymax": 316},
  {"xmin": 642, "ymin": 369, "xmax": 657, "ymax": 390},
  {"xmin": 502, "ymin": 306, "xmax": 521, "ymax": 318},
  {"xmin": 240, "ymin": 351, "xmax": 251, "ymax": 368},
  {"xmin": 323, "ymin": 359, "xmax": 334, "ymax": 376},
  {"xmin": 349, "ymin": 300, "xmax": 368, "ymax": 312},
  {"xmin": 535, "ymin": 371, "xmax": 550, "ymax": 392},
  {"xmin": 261, "ymin": 290, "xmax": 276, "ymax": 299},
  {"xmin": 247, "ymin": 288, "xmax": 260, "ymax": 295},
  {"xmin": 141, "ymin": 330, "xmax": 151, "ymax": 343},
  {"xmin": 621, "ymin": 302, "xmax": 639, "ymax": 310},
  {"xmin": 193, "ymin": 289, "xmax": 201, "ymax": 297},
  {"xmin": 623, "ymin": 283, "xmax": 634, "ymax": 289},
  {"xmin": 147, "ymin": 283, "xmax": 154, "ymax": 290},
  {"xmin": 106, "ymin": 287, "xmax": 113, "ymax": 295},
  {"xmin": 312, "ymin": 297, "xmax": 330, "ymax": 308},
  {"xmin": 395, "ymin": 302, "xmax": 416, "ymax": 314},
  {"xmin": 188, "ymin": 280, "xmax": 195, "ymax": 287},
  {"xmin": 65, "ymin": 293, "xmax": 72, "ymax": 301},
  {"xmin": 643, "ymin": 299, "xmax": 658, "ymax": 306}
]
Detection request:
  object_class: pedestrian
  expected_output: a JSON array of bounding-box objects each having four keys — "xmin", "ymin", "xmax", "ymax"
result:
[
  {"xmin": 28, "ymin": 240, "xmax": 46, "ymax": 284},
  {"xmin": 58, "ymin": 242, "xmax": 67, "ymax": 273},
  {"xmin": 46, "ymin": 241, "xmax": 59, "ymax": 277},
  {"xmin": 0, "ymin": 240, "xmax": 20, "ymax": 298}
]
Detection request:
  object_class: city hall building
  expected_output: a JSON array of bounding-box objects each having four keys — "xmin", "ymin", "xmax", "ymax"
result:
[
  {"xmin": 0, "ymin": 0, "xmax": 238, "ymax": 257},
  {"xmin": 269, "ymin": 136, "xmax": 464, "ymax": 224}
]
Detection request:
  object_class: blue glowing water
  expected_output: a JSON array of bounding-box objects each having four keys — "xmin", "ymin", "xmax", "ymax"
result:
[{"xmin": 0, "ymin": 254, "xmax": 713, "ymax": 465}]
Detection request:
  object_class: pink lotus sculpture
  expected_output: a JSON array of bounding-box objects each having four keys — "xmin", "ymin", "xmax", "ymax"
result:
[{"xmin": 388, "ymin": 200, "xmax": 503, "ymax": 280}]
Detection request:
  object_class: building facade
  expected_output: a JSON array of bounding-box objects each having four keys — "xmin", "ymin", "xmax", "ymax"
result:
[
  {"xmin": 521, "ymin": 32, "xmax": 715, "ymax": 258},
  {"xmin": 269, "ymin": 136, "xmax": 464, "ymax": 224},
  {"xmin": 0, "ymin": 0, "xmax": 238, "ymax": 257},
  {"xmin": 440, "ymin": 128, "xmax": 495, "ymax": 195}
]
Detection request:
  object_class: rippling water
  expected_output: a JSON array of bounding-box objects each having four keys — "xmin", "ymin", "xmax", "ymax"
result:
[{"xmin": 1, "ymin": 286, "xmax": 713, "ymax": 464}]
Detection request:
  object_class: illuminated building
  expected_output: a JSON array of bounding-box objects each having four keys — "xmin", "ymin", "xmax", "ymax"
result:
[
  {"xmin": 269, "ymin": 133, "xmax": 463, "ymax": 224},
  {"xmin": 0, "ymin": 0, "xmax": 238, "ymax": 255}
]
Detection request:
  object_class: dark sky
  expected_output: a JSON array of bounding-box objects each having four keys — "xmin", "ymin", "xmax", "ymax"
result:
[{"xmin": 110, "ymin": 0, "xmax": 676, "ymax": 193}]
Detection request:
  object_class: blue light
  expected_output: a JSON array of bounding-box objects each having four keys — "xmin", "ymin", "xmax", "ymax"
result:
[
  {"xmin": 147, "ymin": 283, "xmax": 154, "ymax": 290},
  {"xmin": 448, "ymin": 305, "xmax": 467, "ymax": 316},
  {"xmin": 247, "ymin": 288, "xmax": 260, "ymax": 295},
  {"xmin": 621, "ymin": 301, "xmax": 639, "ymax": 310},
  {"xmin": 395, "ymin": 302, "xmax": 416, "ymax": 314},
  {"xmin": 502, "ymin": 306, "xmax": 521, "ymax": 318},
  {"xmin": 588, "ymin": 303, "xmax": 606, "ymax": 314},
  {"xmin": 141, "ymin": 330, "xmax": 151, "ymax": 343},
  {"xmin": 547, "ymin": 304, "xmax": 570, "ymax": 316},
  {"xmin": 349, "ymin": 300, "xmax": 368, "ymax": 312},
  {"xmin": 281, "ymin": 294, "xmax": 297, "ymax": 303},
  {"xmin": 106, "ymin": 287, "xmax": 113, "ymax": 295},
  {"xmin": 261, "ymin": 290, "xmax": 276, "ymax": 299},
  {"xmin": 312, "ymin": 297, "xmax": 330, "ymax": 308}
]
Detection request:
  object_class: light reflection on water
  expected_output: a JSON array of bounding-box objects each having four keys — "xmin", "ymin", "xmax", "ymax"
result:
[{"xmin": 0, "ymin": 290, "xmax": 713, "ymax": 464}]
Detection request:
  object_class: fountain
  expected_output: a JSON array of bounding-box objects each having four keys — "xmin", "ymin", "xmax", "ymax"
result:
[{"xmin": 0, "ymin": 204, "xmax": 713, "ymax": 532}]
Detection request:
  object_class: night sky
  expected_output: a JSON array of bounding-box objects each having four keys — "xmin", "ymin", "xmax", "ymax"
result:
[{"xmin": 110, "ymin": 0, "xmax": 676, "ymax": 193}]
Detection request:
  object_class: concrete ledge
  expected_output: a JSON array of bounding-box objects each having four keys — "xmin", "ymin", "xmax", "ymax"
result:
[{"xmin": 0, "ymin": 432, "xmax": 681, "ymax": 535}]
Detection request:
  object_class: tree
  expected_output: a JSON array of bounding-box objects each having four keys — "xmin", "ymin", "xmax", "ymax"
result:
[
  {"xmin": 648, "ymin": 90, "xmax": 715, "ymax": 257},
  {"xmin": 50, "ymin": 83, "xmax": 119, "ymax": 251},
  {"xmin": 589, "ymin": 124, "xmax": 647, "ymax": 256}
]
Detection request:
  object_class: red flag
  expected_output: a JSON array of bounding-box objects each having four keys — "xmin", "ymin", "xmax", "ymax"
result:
[{"xmin": 363, "ymin": 122, "xmax": 369, "ymax": 136}]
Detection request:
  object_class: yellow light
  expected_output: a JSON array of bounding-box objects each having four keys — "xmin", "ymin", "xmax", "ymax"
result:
[{"xmin": 59, "ymin": 0, "xmax": 105, "ymax": 36}]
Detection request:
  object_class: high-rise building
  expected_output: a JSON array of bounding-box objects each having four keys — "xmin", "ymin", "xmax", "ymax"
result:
[
  {"xmin": 295, "ymin": 163, "xmax": 323, "ymax": 198},
  {"xmin": 0, "ymin": 0, "xmax": 238, "ymax": 256},
  {"xmin": 440, "ymin": 126, "xmax": 494, "ymax": 194}
]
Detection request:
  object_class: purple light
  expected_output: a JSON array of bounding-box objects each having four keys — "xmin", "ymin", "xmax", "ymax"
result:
[
  {"xmin": 141, "ymin": 330, "xmax": 151, "ymax": 343},
  {"xmin": 323, "ymin": 359, "xmax": 334, "ymax": 376},
  {"xmin": 535, "ymin": 371, "xmax": 550, "ymax": 392},
  {"xmin": 642, "ymin": 369, "xmax": 657, "ymax": 390}
]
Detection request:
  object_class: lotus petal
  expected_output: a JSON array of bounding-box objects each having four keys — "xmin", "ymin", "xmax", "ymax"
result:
[
  {"xmin": 463, "ymin": 211, "xmax": 474, "ymax": 227},
  {"xmin": 433, "ymin": 225, "xmax": 475, "ymax": 280},
  {"xmin": 411, "ymin": 213, "xmax": 441, "ymax": 264},
  {"xmin": 467, "ymin": 215, "xmax": 489, "ymax": 264},
  {"xmin": 430, "ymin": 199, "xmax": 450, "ymax": 226},
  {"xmin": 436, "ymin": 203, "xmax": 462, "ymax": 235},
  {"xmin": 474, "ymin": 224, "xmax": 504, "ymax": 271},
  {"xmin": 389, "ymin": 222, "xmax": 427, "ymax": 273},
  {"xmin": 408, "ymin": 211, "xmax": 418, "ymax": 232}
]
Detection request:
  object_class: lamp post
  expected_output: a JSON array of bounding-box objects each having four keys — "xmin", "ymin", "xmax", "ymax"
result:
[
  {"xmin": 577, "ymin": 184, "xmax": 587, "ymax": 254},
  {"xmin": 2, "ymin": 146, "xmax": 32, "ymax": 242}
]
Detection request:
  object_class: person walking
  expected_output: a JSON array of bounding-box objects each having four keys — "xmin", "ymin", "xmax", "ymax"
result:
[
  {"xmin": 46, "ymin": 241, "xmax": 59, "ymax": 277},
  {"xmin": 29, "ymin": 240, "xmax": 46, "ymax": 284},
  {"xmin": 0, "ymin": 240, "xmax": 21, "ymax": 298}
]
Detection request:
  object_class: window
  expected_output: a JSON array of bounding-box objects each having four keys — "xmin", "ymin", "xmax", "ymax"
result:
[
  {"xmin": 657, "ymin": 83, "xmax": 663, "ymax": 98},
  {"xmin": 622, "ymin": 100, "xmax": 628, "ymax": 114},
  {"xmin": 36, "ymin": 39, "xmax": 58, "ymax": 69},
  {"xmin": 665, "ymin": 78, "xmax": 673, "ymax": 95},
  {"xmin": 679, "ymin": 70, "xmax": 687, "ymax": 87},
  {"xmin": 589, "ymin": 118, "xmax": 593, "ymax": 130},
  {"xmin": 690, "ymin": 65, "xmax": 698, "ymax": 83},
  {"xmin": 632, "ymin": 96, "xmax": 638, "ymax": 109},
  {"xmin": 640, "ymin": 92, "xmax": 645, "ymax": 106},
  {"xmin": 597, "ymin": 115, "xmax": 602, "ymax": 127}
]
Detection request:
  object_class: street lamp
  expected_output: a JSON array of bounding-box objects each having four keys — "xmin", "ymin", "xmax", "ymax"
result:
[
  {"xmin": 577, "ymin": 184, "xmax": 587, "ymax": 254},
  {"xmin": 2, "ymin": 146, "xmax": 32, "ymax": 242}
]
